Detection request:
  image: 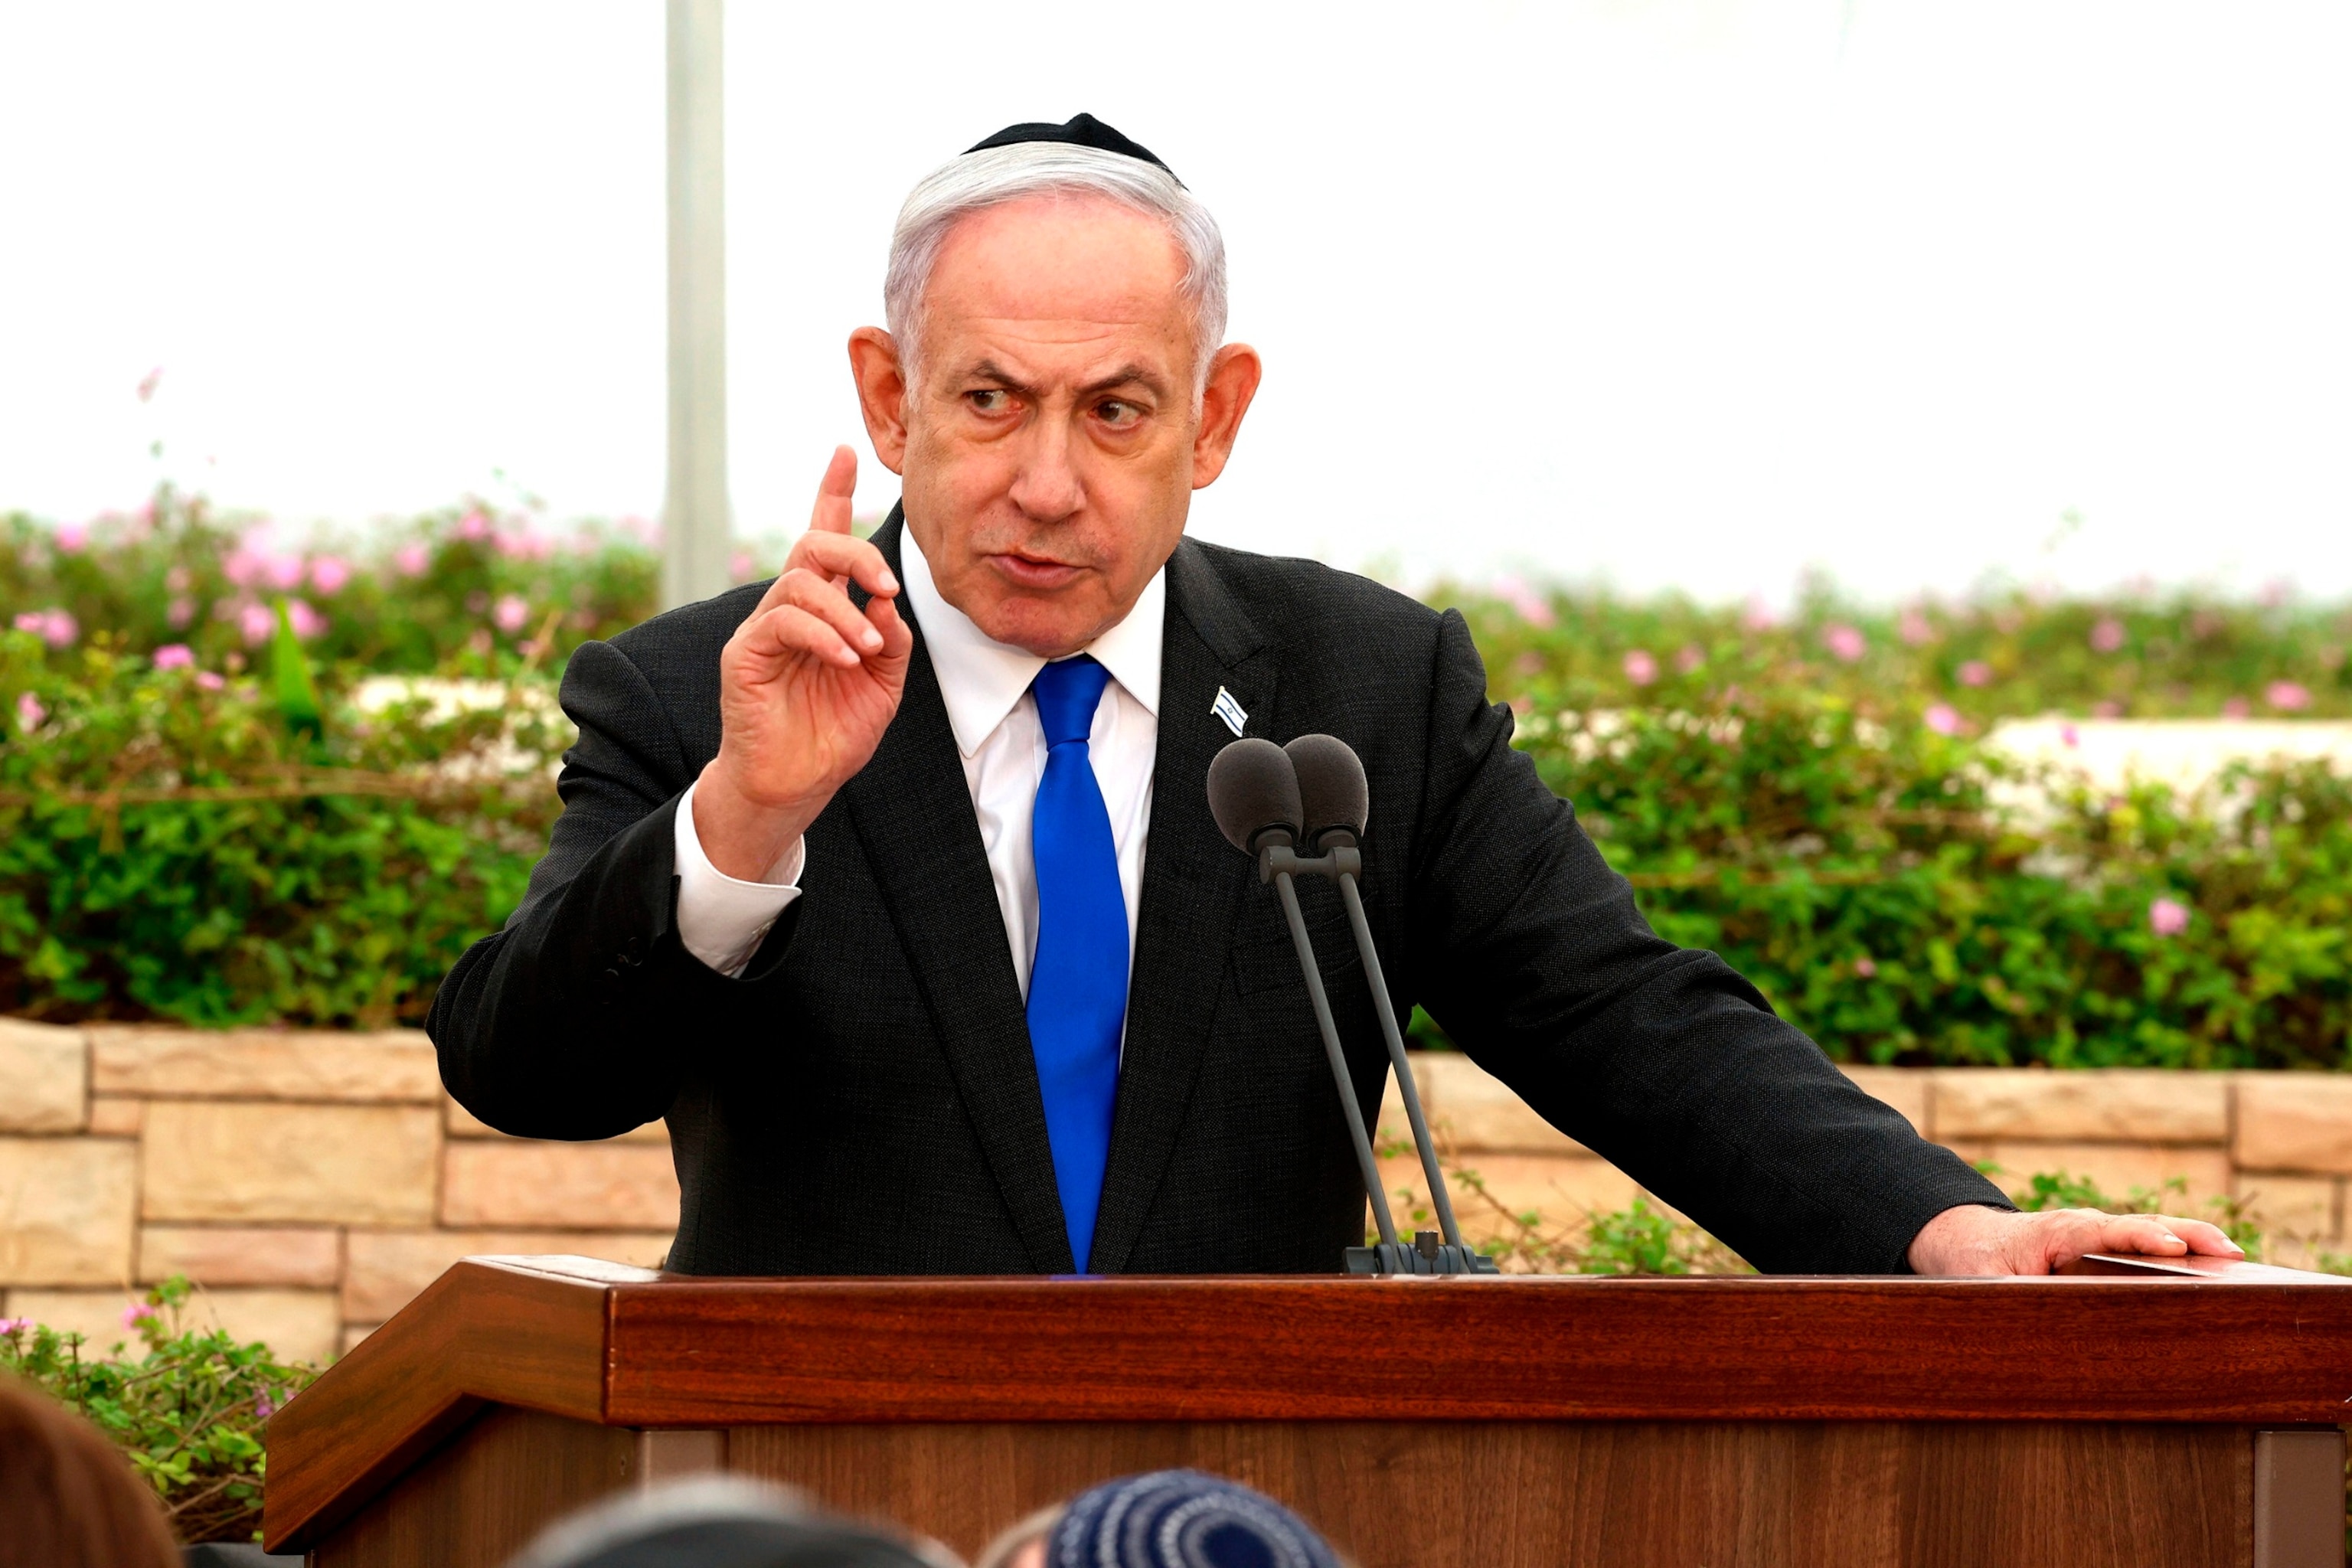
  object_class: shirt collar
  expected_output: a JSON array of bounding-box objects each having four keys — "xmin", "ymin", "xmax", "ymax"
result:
[{"xmin": 900, "ymin": 524, "xmax": 1165, "ymax": 760}]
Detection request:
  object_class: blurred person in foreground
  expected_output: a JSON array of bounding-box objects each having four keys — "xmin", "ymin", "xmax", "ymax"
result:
[
  {"xmin": 0, "ymin": 1374, "xmax": 180, "ymax": 1568},
  {"xmin": 509, "ymin": 1476, "xmax": 952, "ymax": 1568},
  {"xmin": 431, "ymin": 113, "xmax": 2236, "ymax": 1279},
  {"xmin": 976, "ymin": 1471, "xmax": 1347, "ymax": 1568}
]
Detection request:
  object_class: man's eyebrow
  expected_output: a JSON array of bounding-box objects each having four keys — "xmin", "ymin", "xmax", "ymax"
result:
[
  {"xmin": 1079, "ymin": 364, "xmax": 1171, "ymax": 398},
  {"xmin": 956, "ymin": 358, "xmax": 1171, "ymax": 400},
  {"xmin": 964, "ymin": 358, "xmax": 1034, "ymax": 393}
]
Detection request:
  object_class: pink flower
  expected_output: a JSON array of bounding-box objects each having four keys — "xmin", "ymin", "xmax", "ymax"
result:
[
  {"xmin": 239, "ymin": 603, "xmax": 276, "ymax": 645},
  {"xmin": 194, "ymin": 671, "xmax": 225, "ymax": 691},
  {"xmin": 286, "ymin": 599, "xmax": 326, "ymax": 640},
  {"xmin": 1957, "ymin": 661, "xmax": 1992, "ymax": 688},
  {"xmin": 729, "ymin": 549, "xmax": 756, "ymax": 582},
  {"xmin": 309, "ymin": 556, "xmax": 352, "ymax": 596},
  {"xmin": 1898, "ymin": 609, "xmax": 1933, "ymax": 646},
  {"xmin": 1824, "ymin": 624, "xmax": 1867, "ymax": 663},
  {"xmin": 492, "ymin": 594, "xmax": 531, "ymax": 634},
  {"xmin": 222, "ymin": 547, "xmax": 263, "ymax": 586},
  {"xmin": 459, "ymin": 509, "xmax": 490, "ymax": 541},
  {"xmin": 167, "ymin": 596, "xmax": 194, "ymax": 628},
  {"xmin": 263, "ymin": 554, "xmax": 305, "ymax": 592},
  {"xmin": 152, "ymin": 644, "xmax": 194, "ymax": 671},
  {"xmin": 0, "ymin": 1317, "xmax": 28, "ymax": 1334},
  {"xmin": 2060, "ymin": 724, "xmax": 2080, "ymax": 748},
  {"xmin": 1742, "ymin": 596, "xmax": 1776, "ymax": 632},
  {"xmin": 1488, "ymin": 574, "xmax": 1555, "ymax": 629},
  {"xmin": 2089, "ymin": 617, "xmax": 2126, "ymax": 654},
  {"xmin": 121, "ymin": 1302, "xmax": 157, "ymax": 1329},
  {"xmin": 136, "ymin": 365, "xmax": 163, "ymax": 403},
  {"xmin": 2222, "ymin": 696, "xmax": 2250, "ymax": 719},
  {"xmin": 1924, "ymin": 703, "xmax": 1963, "ymax": 737},
  {"xmin": 11, "ymin": 612, "xmax": 41, "ymax": 635},
  {"xmin": 2148, "ymin": 897, "xmax": 2190, "ymax": 936},
  {"xmin": 1622, "ymin": 648, "xmax": 1658, "ymax": 686},
  {"xmin": 1854, "ymin": 956, "xmax": 1877, "ymax": 978},
  {"xmin": 38, "ymin": 610, "xmax": 77, "ymax": 648},
  {"xmin": 2266, "ymin": 681, "xmax": 2311, "ymax": 712},
  {"xmin": 393, "ymin": 543, "xmax": 431, "ymax": 577},
  {"xmin": 15, "ymin": 692, "xmax": 46, "ymax": 730},
  {"xmin": 1674, "ymin": 643, "xmax": 1705, "ymax": 674},
  {"xmin": 53, "ymin": 523, "xmax": 88, "ymax": 554}
]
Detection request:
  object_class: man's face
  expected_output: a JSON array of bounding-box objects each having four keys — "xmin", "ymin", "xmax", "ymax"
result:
[{"xmin": 851, "ymin": 194, "xmax": 1257, "ymax": 657}]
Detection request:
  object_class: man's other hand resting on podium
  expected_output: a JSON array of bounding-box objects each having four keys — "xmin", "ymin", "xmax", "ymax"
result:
[{"xmin": 1908, "ymin": 1203, "xmax": 2243, "ymax": 1276}]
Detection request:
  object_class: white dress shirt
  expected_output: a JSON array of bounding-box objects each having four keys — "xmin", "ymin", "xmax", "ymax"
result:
[{"xmin": 672, "ymin": 530, "xmax": 1165, "ymax": 989}]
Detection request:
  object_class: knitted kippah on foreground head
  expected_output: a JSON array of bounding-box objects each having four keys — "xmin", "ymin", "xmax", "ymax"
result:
[{"xmin": 1047, "ymin": 1470, "xmax": 1344, "ymax": 1568}]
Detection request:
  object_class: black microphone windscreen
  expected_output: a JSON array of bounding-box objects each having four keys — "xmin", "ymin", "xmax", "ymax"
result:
[
  {"xmin": 1207, "ymin": 738, "xmax": 1302, "ymax": 854},
  {"xmin": 1285, "ymin": 733, "xmax": 1369, "ymax": 850}
]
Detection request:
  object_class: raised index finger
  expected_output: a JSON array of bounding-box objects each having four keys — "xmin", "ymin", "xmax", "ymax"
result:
[{"xmin": 810, "ymin": 445, "xmax": 858, "ymax": 536}]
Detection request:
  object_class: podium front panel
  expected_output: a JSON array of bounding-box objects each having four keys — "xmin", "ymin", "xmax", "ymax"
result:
[{"xmin": 269, "ymin": 1258, "xmax": 2352, "ymax": 1568}]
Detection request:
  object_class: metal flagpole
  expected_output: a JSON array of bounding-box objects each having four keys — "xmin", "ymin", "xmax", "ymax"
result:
[{"xmin": 662, "ymin": 0, "xmax": 730, "ymax": 610}]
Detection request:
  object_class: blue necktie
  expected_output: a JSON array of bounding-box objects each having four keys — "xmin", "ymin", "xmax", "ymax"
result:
[{"xmin": 1025, "ymin": 655, "xmax": 1128, "ymax": 1273}]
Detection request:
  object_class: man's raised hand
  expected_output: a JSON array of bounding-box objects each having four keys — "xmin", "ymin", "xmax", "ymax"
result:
[{"xmin": 692, "ymin": 446, "xmax": 911, "ymax": 880}]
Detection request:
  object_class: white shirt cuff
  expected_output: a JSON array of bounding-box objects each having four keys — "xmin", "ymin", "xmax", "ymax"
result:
[{"xmin": 672, "ymin": 779, "xmax": 805, "ymax": 978}]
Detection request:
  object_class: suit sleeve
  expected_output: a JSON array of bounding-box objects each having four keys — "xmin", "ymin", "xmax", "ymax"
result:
[
  {"xmin": 426, "ymin": 639, "xmax": 799, "ymax": 1140},
  {"xmin": 1403, "ymin": 610, "xmax": 2009, "ymax": 1273}
]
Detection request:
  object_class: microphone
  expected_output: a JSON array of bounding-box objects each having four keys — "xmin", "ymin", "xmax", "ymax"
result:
[
  {"xmin": 1282, "ymin": 733, "xmax": 1368, "ymax": 854},
  {"xmin": 1209, "ymin": 736, "xmax": 1496, "ymax": 1276},
  {"xmin": 1283, "ymin": 736, "xmax": 1476, "ymax": 1269},
  {"xmin": 1208, "ymin": 739, "xmax": 1403, "ymax": 1262},
  {"xmin": 1206, "ymin": 738, "xmax": 1303, "ymax": 856}
]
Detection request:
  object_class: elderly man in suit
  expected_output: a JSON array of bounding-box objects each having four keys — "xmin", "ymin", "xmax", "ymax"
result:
[{"xmin": 430, "ymin": 116, "xmax": 2238, "ymax": 1279}]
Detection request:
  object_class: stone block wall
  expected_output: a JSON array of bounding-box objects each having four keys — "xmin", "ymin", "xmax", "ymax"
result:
[
  {"xmin": 7, "ymin": 1021, "xmax": 2352, "ymax": 1363},
  {"xmin": 0, "ymin": 1020, "xmax": 675, "ymax": 1364},
  {"xmin": 1375, "ymin": 1057, "xmax": 2352, "ymax": 1267}
]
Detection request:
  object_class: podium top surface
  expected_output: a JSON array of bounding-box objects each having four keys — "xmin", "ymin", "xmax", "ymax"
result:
[{"xmin": 263, "ymin": 1256, "xmax": 2352, "ymax": 1550}]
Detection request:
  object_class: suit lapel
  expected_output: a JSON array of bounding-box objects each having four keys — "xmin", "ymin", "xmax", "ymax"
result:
[
  {"xmin": 1090, "ymin": 540, "xmax": 1276, "ymax": 1273},
  {"xmin": 835, "ymin": 513, "xmax": 1073, "ymax": 1272}
]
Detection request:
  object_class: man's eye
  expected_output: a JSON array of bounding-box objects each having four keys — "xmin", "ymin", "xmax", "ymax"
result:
[
  {"xmin": 1096, "ymin": 399, "xmax": 1141, "ymax": 427},
  {"xmin": 966, "ymin": 389, "xmax": 1011, "ymax": 413}
]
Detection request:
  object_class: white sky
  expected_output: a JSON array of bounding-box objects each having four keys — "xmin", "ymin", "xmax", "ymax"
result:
[{"xmin": 2, "ymin": 2, "xmax": 2347, "ymax": 603}]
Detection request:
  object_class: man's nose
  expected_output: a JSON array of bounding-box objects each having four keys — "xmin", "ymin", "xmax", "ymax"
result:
[{"xmin": 1006, "ymin": 416, "xmax": 1083, "ymax": 525}]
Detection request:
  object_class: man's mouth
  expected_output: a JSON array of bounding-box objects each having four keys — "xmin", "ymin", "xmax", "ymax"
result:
[{"xmin": 986, "ymin": 551, "xmax": 1084, "ymax": 590}]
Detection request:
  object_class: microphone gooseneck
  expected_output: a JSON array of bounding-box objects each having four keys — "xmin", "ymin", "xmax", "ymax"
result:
[{"xmin": 1207, "ymin": 734, "xmax": 1494, "ymax": 1276}]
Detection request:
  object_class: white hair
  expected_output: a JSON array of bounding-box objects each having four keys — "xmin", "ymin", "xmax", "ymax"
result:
[{"xmin": 882, "ymin": 140, "xmax": 1229, "ymax": 395}]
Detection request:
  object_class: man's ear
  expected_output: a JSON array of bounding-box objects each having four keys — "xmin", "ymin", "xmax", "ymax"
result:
[
  {"xmin": 1191, "ymin": 342, "xmax": 1263, "ymax": 490},
  {"xmin": 848, "ymin": 327, "xmax": 910, "ymax": 475}
]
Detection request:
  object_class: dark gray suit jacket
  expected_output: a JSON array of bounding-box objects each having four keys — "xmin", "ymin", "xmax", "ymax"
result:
[{"xmin": 428, "ymin": 513, "xmax": 2004, "ymax": 1276}]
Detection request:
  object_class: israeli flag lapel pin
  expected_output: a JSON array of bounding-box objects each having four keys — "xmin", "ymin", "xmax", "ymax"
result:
[{"xmin": 1211, "ymin": 686, "xmax": 1248, "ymax": 737}]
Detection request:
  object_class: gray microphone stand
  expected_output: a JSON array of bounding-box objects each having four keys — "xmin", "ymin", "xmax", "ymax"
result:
[{"xmin": 1261, "ymin": 843, "xmax": 1498, "ymax": 1277}]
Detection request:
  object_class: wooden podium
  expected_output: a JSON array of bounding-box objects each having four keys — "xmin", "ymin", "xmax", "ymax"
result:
[{"xmin": 265, "ymin": 1254, "xmax": 2352, "ymax": 1568}]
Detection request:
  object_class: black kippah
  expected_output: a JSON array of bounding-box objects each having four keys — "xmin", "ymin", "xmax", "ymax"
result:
[{"xmin": 965, "ymin": 113, "xmax": 1180, "ymax": 185}]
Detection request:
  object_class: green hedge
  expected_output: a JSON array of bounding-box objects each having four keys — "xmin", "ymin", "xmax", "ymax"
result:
[
  {"xmin": 1, "ymin": 1276, "xmax": 316, "ymax": 1544},
  {"xmin": 0, "ymin": 637, "xmax": 557, "ymax": 1027},
  {"xmin": 1503, "ymin": 688, "xmax": 2352, "ymax": 1069},
  {"xmin": 0, "ymin": 492, "xmax": 2344, "ymax": 1058}
]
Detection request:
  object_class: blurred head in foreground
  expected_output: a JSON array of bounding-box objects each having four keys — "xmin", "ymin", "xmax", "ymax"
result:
[
  {"xmin": 0, "ymin": 1373, "xmax": 180, "ymax": 1568},
  {"xmin": 510, "ymin": 1475, "xmax": 956, "ymax": 1568},
  {"xmin": 976, "ymin": 1470, "xmax": 1347, "ymax": 1568}
]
